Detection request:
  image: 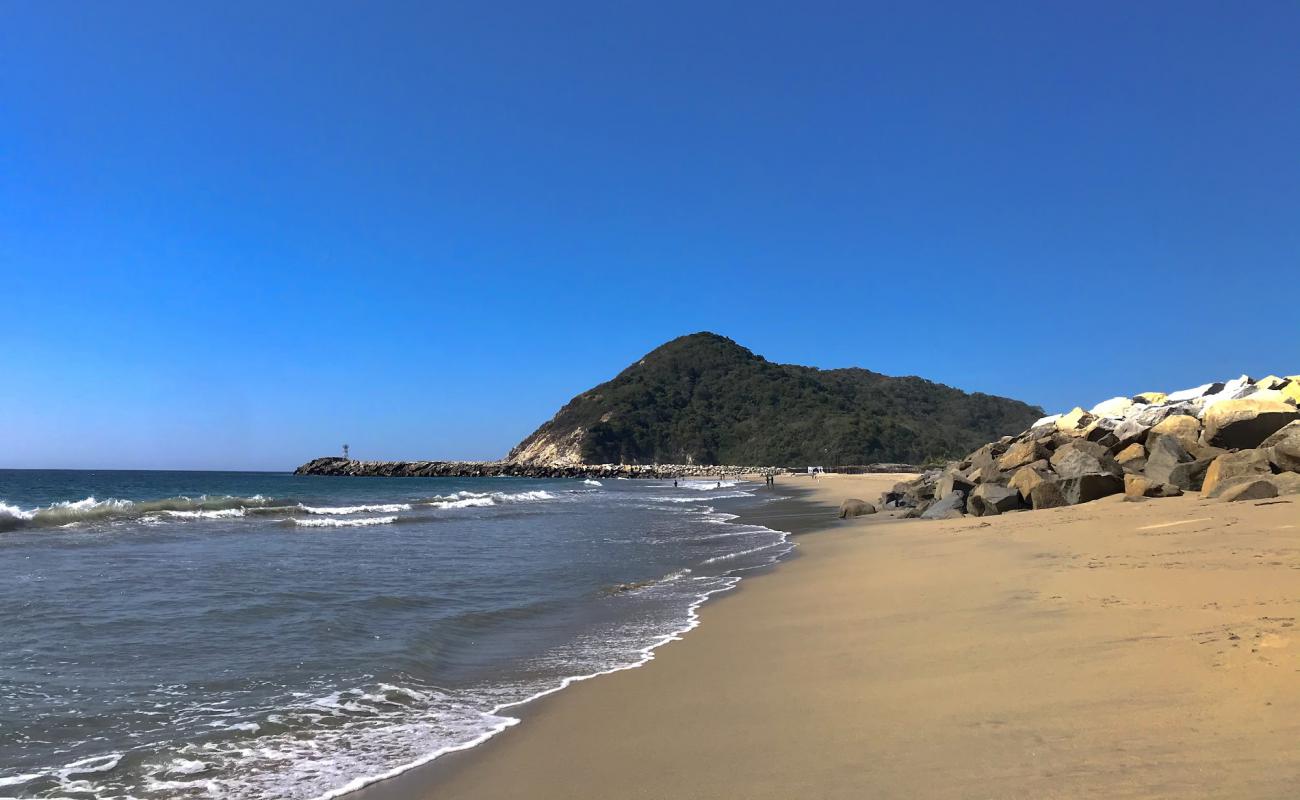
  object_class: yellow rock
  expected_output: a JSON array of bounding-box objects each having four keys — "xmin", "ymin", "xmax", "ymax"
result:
[
  {"xmin": 1202, "ymin": 450, "xmax": 1273, "ymax": 498},
  {"xmin": 1134, "ymin": 392, "xmax": 1167, "ymax": 404},
  {"xmin": 1255, "ymin": 375, "xmax": 1288, "ymax": 390},
  {"xmin": 1055, "ymin": 407, "xmax": 1094, "ymax": 434},
  {"xmin": 1115, "ymin": 443, "xmax": 1146, "ymax": 467},
  {"xmin": 1149, "ymin": 414, "xmax": 1201, "ymax": 451},
  {"xmin": 1203, "ymin": 398, "xmax": 1300, "ymax": 450},
  {"xmin": 1281, "ymin": 381, "xmax": 1300, "ymax": 406},
  {"xmin": 1008, "ymin": 467, "xmax": 1046, "ymax": 501}
]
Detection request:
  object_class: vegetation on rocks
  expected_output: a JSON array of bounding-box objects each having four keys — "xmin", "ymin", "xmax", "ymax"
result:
[{"xmin": 509, "ymin": 332, "xmax": 1043, "ymax": 467}]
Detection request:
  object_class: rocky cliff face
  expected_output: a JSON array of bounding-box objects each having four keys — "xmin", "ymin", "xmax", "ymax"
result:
[{"xmin": 508, "ymin": 425, "xmax": 587, "ymax": 466}]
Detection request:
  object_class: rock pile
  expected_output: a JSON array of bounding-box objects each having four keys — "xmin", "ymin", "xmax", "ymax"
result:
[{"xmin": 879, "ymin": 374, "xmax": 1300, "ymax": 518}]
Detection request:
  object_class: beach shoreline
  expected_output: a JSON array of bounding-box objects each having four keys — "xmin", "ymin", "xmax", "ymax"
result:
[
  {"xmin": 347, "ymin": 472, "xmax": 1300, "ymax": 800},
  {"xmin": 343, "ymin": 474, "xmax": 895, "ymax": 800}
]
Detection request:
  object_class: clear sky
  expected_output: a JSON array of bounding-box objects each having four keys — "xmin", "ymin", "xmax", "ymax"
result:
[{"xmin": 3, "ymin": 2, "xmax": 1298, "ymax": 470}]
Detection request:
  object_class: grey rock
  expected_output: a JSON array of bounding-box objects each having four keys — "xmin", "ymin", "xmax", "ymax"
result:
[
  {"xmin": 1260, "ymin": 420, "xmax": 1300, "ymax": 472},
  {"xmin": 1059, "ymin": 473, "xmax": 1125, "ymax": 505},
  {"xmin": 1049, "ymin": 441, "xmax": 1123, "ymax": 480},
  {"xmin": 968, "ymin": 484, "xmax": 1025, "ymax": 516},
  {"xmin": 920, "ymin": 490, "xmax": 967, "ymax": 520},
  {"xmin": 837, "ymin": 498, "xmax": 878, "ymax": 519},
  {"xmin": 1143, "ymin": 434, "xmax": 1194, "ymax": 485}
]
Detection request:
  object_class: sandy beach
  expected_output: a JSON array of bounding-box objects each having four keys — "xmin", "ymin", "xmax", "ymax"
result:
[{"xmin": 350, "ymin": 472, "xmax": 1300, "ymax": 799}]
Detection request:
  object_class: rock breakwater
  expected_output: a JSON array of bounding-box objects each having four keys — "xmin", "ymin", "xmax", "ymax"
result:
[{"xmin": 882, "ymin": 373, "xmax": 1300, "ymax": 518}]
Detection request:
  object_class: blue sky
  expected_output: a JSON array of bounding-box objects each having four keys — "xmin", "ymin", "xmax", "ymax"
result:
[{"xmin": 3, "ymin": 2, "xmax": 1298, "ymax": 470}]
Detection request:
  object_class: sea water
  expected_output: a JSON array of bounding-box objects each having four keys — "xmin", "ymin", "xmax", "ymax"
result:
[{"xmin": 0, "ymin": 470, "xmax": 789, "ymax": 799}]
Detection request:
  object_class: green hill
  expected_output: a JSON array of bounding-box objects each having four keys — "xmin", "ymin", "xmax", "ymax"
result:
[{"xmin": 508, "ymin": 333, "xmax": 1043, "ymax": 467}]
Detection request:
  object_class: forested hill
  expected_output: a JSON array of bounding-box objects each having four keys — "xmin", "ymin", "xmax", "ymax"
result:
[{"xmin": 508, "ymin": 333, "xmax": 1043, "ymax": 467}]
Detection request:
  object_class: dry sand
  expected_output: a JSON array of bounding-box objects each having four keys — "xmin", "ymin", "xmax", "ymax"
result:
[{"xmin": 356, "ymin": 473, "xmax": 1300, "ymax": 799}]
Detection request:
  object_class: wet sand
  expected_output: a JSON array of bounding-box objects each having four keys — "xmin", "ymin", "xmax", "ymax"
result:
[{"xmin": 354, "ymin": 473, "xmax": 1300, "ymax": 799}]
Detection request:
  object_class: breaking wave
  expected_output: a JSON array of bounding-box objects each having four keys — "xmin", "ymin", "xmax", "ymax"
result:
[
  {"xmin": 298, "ymin": 504, "xmax": 412, "ymax": 515},
  {"xmin": 424, "ymin": 490, "xmax": 556, "ymax": 510},
  {"xmin": 290, "ymin": 516, "xmax": 399, "ymax": 528},
  {"xmin": 0, "ymin": 495, "xmax": 283, "ymax": 532}
]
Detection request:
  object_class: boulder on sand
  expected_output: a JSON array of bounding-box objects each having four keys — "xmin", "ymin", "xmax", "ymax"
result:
[
  {"xmin": 837, "ymin": 498, "xmax": 877, "ymax": 519},
  {"xmin": 1124, "ymin": 473, "xmax": 1182, "ymax": 499},
  {"xmin": 1271, "ymin": 472, "xmax": 1300, "ymax": 496},
  {"xmin": 1202, "ymin": 450, "xmax": 1275, "ymax": 499},
  {"xmin": 1029, "ymin": 480, "xmax": 1069, "ymax": 510},
  {"xmin": 968, "ymin": 483, "xmax": 1024, "ymax": 516},
  {"xmin": 1058, "ymin": 473, "xmax": 1124, "ymax": 505},
  {"xmin": 1259, "ymin": 420, "xmax": 1300, "ymax": 472},
  {"xmin": 1218, "ymin": 479, "xmax": 1279, "ymax": 502},
  {"xmin": 1201, "ymin": 398, "xmax": 1300, "ymax": 450},
  {"xmin": 920, "ymin": 490, "xmax": 967, "ymax": 520}
]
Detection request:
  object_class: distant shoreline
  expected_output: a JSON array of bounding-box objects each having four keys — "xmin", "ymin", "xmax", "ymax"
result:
[{"xmin": 293, "ymin": 457, "xmax": 920, "ymax": 480}]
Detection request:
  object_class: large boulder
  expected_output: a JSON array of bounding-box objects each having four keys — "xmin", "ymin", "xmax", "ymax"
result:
[
  {"xmin": 968, "ymin": 483, "xmax": 1024, "ymax": 516},
  {"xmin": 936, "ymin": 469, "xmax": 975, "ymax": 499},
  {"xmin": 1143, "ymin": 434, "xmax": 1193, "ymax": 485},
  {"xmin": 1049, "ymin": 441, "xmax": 1123, "ymax": 480},
  {"xmin": 965, "ymin": 442, "xmax": 1010, "ymax": 481},
  {"xmin": 1271, "ymin": 472, "xmax": 1300, "ymax": 496},
  {"xmin": 920, "ymin": 490, "xmax": 967, "ymax": 520},
  {"xmin": 1081, "ymin": 418, "xmax": 1121, "ymax": 449},
  {"xmin": 1168, "ymin": 458, "xmax": 1215, "ymax": 492},
  {"xmin": 1124, "ymin": 473, "xmax": 1182, "ymax": 499},
  {"xmin": 1149, "ymin": 415, "xmax": 1201, "ymax": 453},
  {"xmin": 1218, "ymin": 479, "xmax": 1278, "ymax": 502},
  {"xmin": 837, "ymin": 498, "xmax": 877, "ymax": 519},
  {"xmin": 1058, "ymin": 474, "xmax": 1124, "ymax": 505},
  {"xmin": 997, "ymin": 440, "xmax": 1046, "ymax": 472},
  {"xmin": 1202, "ymin": 398, "xmax": 1300, "ymax": 449},
  {"xmin": 1029, "ymin": 481, "xmax": 1069, "ymax": 510},
  {"xmin": 1008, "ymin": 466, "xmax": 1048, "ymax": 501},
  {"xmin": 1259, "ymin": 420, "xmax": 1300, "ymax": 472},
  {"xmin": 1202, "ymin": 450, "xmax": 1275, "ymax": 499},
  {"xmin": 1115, "ymin": 443, "xmax": 1147, "ymax": 472}
]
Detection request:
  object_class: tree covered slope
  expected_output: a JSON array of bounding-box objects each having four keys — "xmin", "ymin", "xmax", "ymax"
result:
[{"xmin": 509, "ymin": 333, "xmax": 1043, "ymax": 466}]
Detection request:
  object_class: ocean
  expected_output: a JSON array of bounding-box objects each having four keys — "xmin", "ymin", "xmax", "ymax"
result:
[{"xmin": 0, "ymin": 469, "xmax": 789, "ymax": 799}]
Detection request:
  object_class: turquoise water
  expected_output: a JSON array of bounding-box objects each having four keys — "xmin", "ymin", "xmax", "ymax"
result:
[{"xmin": 0, "ymin": 470, "xmax": 786, "ymax": 799}]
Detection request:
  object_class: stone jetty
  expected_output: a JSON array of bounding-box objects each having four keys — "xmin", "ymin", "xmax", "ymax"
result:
[{"xmin": 881, "ymin": 373, "xmax": 1300, "ymax": 518}]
